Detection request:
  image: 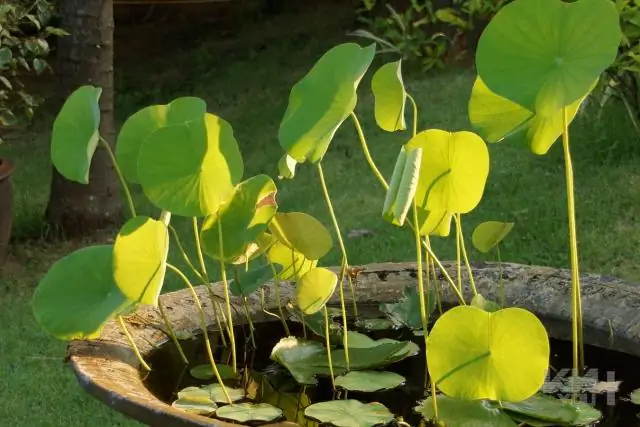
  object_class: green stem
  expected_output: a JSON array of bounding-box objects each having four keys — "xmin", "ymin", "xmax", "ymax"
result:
[
  {"xmin": 267, "ymin": 258, "xmax": 291, "ymax": 336},
  {"xmin": 158, "ymin": 299, "xmax": 189, "ymax": 364},
  {"xmin": 290, "ymin": 251, "xmax": 308, "ymax": 340},
  {"xmin": 496, "ymin": 244, "xmax": 505, "ymax": 308},
  {"xmin": 455, "ymin": 214, "xmax": 462, "ymax": 293},
  {"xmin": 192, "ymin": 217, "xmax": 209, "ymax": 282},
  {"xmin": 117, "ymin": 316, "xmax": 151, "ymax": 371},
  {"xmin": 324, "ymin": 306, "xmax": 336, "ymax": 390},
  {"xmin": 411, "ymin": 203, "xmax": 429, "ymax": 366},
  {"xmin": 99, "ymin": 137, "xmax": 136, "ymax": 218},
  {"xmin": 217, "ymin": 220, "xmax": 237, "ymax": 374},
  {"xmin": 166, "ymin": 263, "xmax": 232, "ymax": 404},
  {"xmin": 561, "ymin": 107, "xmax": 584, "ymax": 378},
  {"xmin": 242, "ymin": 296, "xmax": 256, "ymax": 348},
  {"xmin": 406, "ymin": 93, "xmax": 419, "ymax": 137},
  {"xmin": 211, "ymin": 297, "xmax": 229, "ymax": 347},
  {"xmin": 336, "ymin": 263, "xmax": 350, "ymax": 370},
  {"xmin": 455, "ymin": 214, "xmax": 478, "ymax": 296},
  {"xmin": 260, "ymin": 288, "xmax": 282, "ymax": 320},
  {"xmin": 168, "ymin": 224, "xmax": 207, "ymax": 285},
  {"xmin": 350, "ymin": 112, "xmax": 388, "ymax": 190}
]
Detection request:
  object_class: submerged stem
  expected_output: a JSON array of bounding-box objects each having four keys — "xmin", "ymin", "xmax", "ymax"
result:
[
  {"xmin": 118, "ymin": 316, "xmax": 151, "ymax": 371},
  {"xmin": 99, "ymin": 137, "xmax": 136, "ymax": 218},
  {"xmin": 216, "ymin": 220, "xmax": 237, "ymax": 374},
  {"xmin": 158, "ymin": 300, "xmax": 189, "ymax": 364},
  {"xmin": 211, "ymin": 297, "xmax": 229, "ymax": 347},
  {"xmin": 324, "ymin": 306, "xmax": 336, "ymax": 390},
  {"xmin": 455, "ymin": 214, "xmax": 478, "ymax": 296},
  {"xmin": 267, "ymin": 257, "xmax": 291, "ymax": 336},
  {"xmin": 166, "ymin": 263, "xmax": 232, "ymax": 404},
  {"xmin": 562, "ymin": 106, "xmax": 584, "ymax": 378}
]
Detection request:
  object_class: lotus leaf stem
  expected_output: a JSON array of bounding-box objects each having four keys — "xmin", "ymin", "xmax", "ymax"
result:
[
  {"xmin": 323, "ymin": 306, "xmax": 336, "ymax": 390},
  {"xmin": 216, "ymin": 219, "xmax": 237, "ymax": 374},
  {"xmin": 158, "ymin": 299, "xmax": 189, "ymax": 364},
  {"xmin": 455, "ymin": 214, "xmax": 478, "ymax": 296},
  {"xmin": 99, "ymin": 137, "xmax": 136, "ymax": 218},
  {"xmin": 192, "ymin": 217, "xmax": 209, "ymax": 282},
  {"xmin": 266, "ymin": 257, "xmax": 291, "ymax": 336},
  {"xmin": 117, "ymin": 315, "xmax": 151, "ymax": 371}
]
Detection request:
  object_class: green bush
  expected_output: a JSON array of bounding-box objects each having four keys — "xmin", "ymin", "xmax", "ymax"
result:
[{"xmin": 0, "ymin": 0, "xmax": 66, "ymax": 134}]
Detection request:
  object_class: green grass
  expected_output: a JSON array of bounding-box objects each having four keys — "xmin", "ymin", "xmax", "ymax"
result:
[{"xmin": 3, "ymin": 3, "xmax": 640, "ymax": 425}]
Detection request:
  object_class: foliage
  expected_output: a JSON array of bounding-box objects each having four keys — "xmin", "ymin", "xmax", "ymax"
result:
[{"xmin": 0, "ymin": 0, "xmax": 66, "ymax": 133}]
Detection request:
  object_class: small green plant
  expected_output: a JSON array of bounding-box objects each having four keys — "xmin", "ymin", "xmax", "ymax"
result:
[{"xmin": 31, "ymin": 0, "xmax": 622, "ymax": 425}]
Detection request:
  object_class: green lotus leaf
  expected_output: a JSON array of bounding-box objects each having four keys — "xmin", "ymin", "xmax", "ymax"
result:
[
  {"xmin": 216, "ymin": 403, "xmax": 283, "ymax": 423},
  {"xmin": 189, "ymin": 363, "xmax": 237, "ymax": 381},
  {"xmin": 229, "ymin": 263, "xmax": 282, "ymax": 297},
  {"xmin": 116, "ymin": 97, "xmax": 207, "ymax": 183},
  {"xmin": 296, "ymin": 267, "xmax": 338, "ymax": 315},
  {"xmin": 113, "ymin": 215, "xmax": 169, "ymax": 306},
  {"xmin": 266, "ymin": 241, "xmax": 317, "ymax": 280},
  {"xmin": 178, "ymin": 384, "xmax": 244, "ymax": 404},
  {"xmin": 406, "ymin": 129, "xmax": 489, "ymax": 215},
  {"xmin": 417, "ymin": 208, "xmax": 454, "ymax": 237},
  {"xmin": 382, "ymin": 146, "xmax": 422, "ymax": 226},
  {"xmin": 277, "ymin": 153, "xmax": 297, "ymax": 180},
  {"xmin": 335, "ymin": 370, "xmax": 405, "ymax": 392},
  {"xmin": 470, "ymin": 294, "xmax": 501, "ymax": 313},
  {"xmin": 32, "ymin": 245, "xmax": 131, "ymax": 340},
  {"xmin": 230, "ymin": 231, "xmax": 276, "ymax": 265},
  {"xmin": 500, "ymin": 394, "xmax": 593, "ymax": 426},
  {"xmin": 305, "ymin": 400, "xmax": 393, "ymax": 427},
  {"xmin": 427, "ymin": 306, "xmax": 550, "ymax": 401},
  {"xmin": 416, "ymin": 395, "xmax": 517, "ymax": 427},
  {"xmin": 200, "ymin": 174, "xmax": 277, "ymax": 261},
  {"xmin": 371, "ymin": 60, "xmax": 406, "ymax": 132},
  {"xmin": 50, "ymin": 85, "xmax": 102, "ymax": 184},
  {"xmin": 278, "ymin": 42, "xmax": 376, "ymax": 163},
  {"xmin": 270, "ymin": 337, "xmax": 332, "ymax": 384},
  {"xmin": 269, "ymin": 212, "xmax": 333, "ymax": 260},
  {"xmin": 476, "ymin": 0, "xmax": 621, "ymax": 114},
  {"xmin": 171, "ymin": 396, "xmax": 217, "ymax": 416},
  {"xmin": 379, "ymin": 285, "xmax": 434, "ymax": 329},
  {"xmin": 471, "ymin": 220, "xmax": 514, "ymax": 253},
  {"xmin": 137, "ymin": 113, "xmax": 244, "ymax": 217}
]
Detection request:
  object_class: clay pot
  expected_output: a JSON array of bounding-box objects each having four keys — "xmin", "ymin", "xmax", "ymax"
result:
[{"xmin": 0, "ymin": 158, "xmax": 14, "ymax": 265}]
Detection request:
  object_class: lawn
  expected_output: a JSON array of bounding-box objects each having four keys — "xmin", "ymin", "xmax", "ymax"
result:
[{"xmin": 3, "ymin": 2, "xmax": 640, "ymax": 426}]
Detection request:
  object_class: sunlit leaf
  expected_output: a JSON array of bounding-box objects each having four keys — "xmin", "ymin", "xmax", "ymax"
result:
[
  {"xmin": 417, "ymin": 208, "xmax": 454, "ymax": 237},
  {"xmin": 297, "ymin": 267, "xmax": 338, "ymax": 315},
  {"xmin": 113, "ymin": 216, "xmax": 169, "ymax": 306},
  {"xmin": 630, "ymin": 388, "xmax": 640, "ymax": 404},
  {"xmin": 171, "ymin": 396, "xmax": 217, "ymax": 415},
  {"xmin": 267, "ymin": 241, "xmax": 317, "ymax": 280},
  {"xmin": 279, "ymin": 43, "xmax": 376, "ymax": 163},
  {"xmin": 189, "ymin": 363, "xmax": 237, "ymax": 381},
  {"xmin": 382, "ymin": 146, "xmax": 422, "ymax": 226},
  {"xmin": 270, "ymin": 337, "xmax": 332, "ymax": 384},
  {"xmin": 416, "ymin": 395, "xmax": 517, "ymax": 427},
  {"xmin": 277, "ymin": 153, "xmax": 297, "ymax": 180},
  {"xmin": 471, "ymin": 221, "xmax": 514, "ymax": 253},
  {"xmin": 178, "ymin": 384, "xmax": 244, "ymax": 404},
  {"xmin": 32, "ymin": 245, "xmax": 131, "ymax": 340},
  {"xmin": 335, "ymin": 370, "xmax": 405, "ymax": 392},
  {"xmin": 371, "ymin": 60, "xmax": 406, "ymax": 132},
  {"xmin": 269, "ymin": 212, "xmax": 333, "ymax": 260},
  {"xmin": 137, "ymin": 113, "xmax": 244, "ymax": 217},
  {"xmin": 231, "ymin": 231, "xmax": 275, "ymax": 265},
  {"xmin": 305, "ymin": 400, "xmax": 393, "ymax": 427},
  {"xmin": 115, "ymin": 97, "xmax": 207, "ymax": 183},
  {"xmin": 476, "ymin": 0, "xmax": 621, "ymax": 114},
  {"xmin": 200, "ymin": 175, "xmax": 277, "ymax": 261},
  {"xmin": 427, "ymin": 306, "xmax": 549, "ymax": 401},
  {"xmin": 50, "ymin": 86, "xmax": 101, "ymax": 184},
  {"xmin": 216, "ymin": 403, "xmax": 283, "ymax": 423}
]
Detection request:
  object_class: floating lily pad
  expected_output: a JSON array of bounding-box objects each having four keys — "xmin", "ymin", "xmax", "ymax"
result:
[
  {"xmin": 32, "ymin": 245, "xmax": 131, "ymax": 340},
  {"xmin": 288, "ymin": 308, "xmax": 343, "ymax": 343},
  {"xmin": 50, "ymin": 85, "xmax": 102, "ymax": 184},
  {"xmin": 178, "ymin": 384, "xmax": 245, "ymax": 404},
  {"xmin": 335, "ymin": 370, "xmax": 405, "ymax": 392},
  {"xmin": 501, "ymin": 394, "xmax": 601, "ymax": 426},
  {"xmin": 229, "ymin": 264, "xmax": 281, "ymax": 297},
  {"xmin": 472, "ymin": 220, "xmax": 514, "ymax": 253},
  {"xmin": 270, "ymin": 337, "xmax": 332, "ymax": 384},
  {"xmin": 189, "ymin": 363, "xmax": 237, "ymax": 381},
  {"xmin": 216, "ymin": 402, "xmax": 283, "ymax": 423},
  {"xmin": 116, "ymin": 97, "xmax": 207, "ymax": 183},
  {"xmin": 427, "ymin": 306, "xmax": 549, "ymax": 401},
  {"xmin": 269, "ymin": 212, "xmax": 333, "ymax": 261},
  {"xmin": 382, "ymin": 146, "xmax": 422, "ymax": 226},
  {"xmin": 267, "ymin": 240, "xmax": 317, "ymax": 280},
  {"xmin": 137, "ymin": 113, "xmax": 244, "ymax": 217},
  {"xmin": 113, "ymin": 216, "xmax": 169, "ymax": 306},
  {"xmin": 416, "ymin": 395, "xmax": 517, "ymax": 427},
  {"xmin": 380, "ymin": 285, "xmax": 434, "ymax": 330},
  {"xmin": 297, "ymin": 267, "xmax": 338, "ymax": 315},
  {"xmin": 476, "ymin": 0, "xmax": 621, "ymax": 114},
  {"xmin": 200, "ymin": 174, "xmax": 277, "ymax": 261},
  {"xmin": 279, "ymin": 43, "xmax": 376, "ymax": 164},
  {"xmin": 171, "ymin": 396, "xmax": 217, "ymax": 416},
  {"xmin": 247, "ymin": 372, "xmax": 313, "ymax": 425},
  {"xmin": 371, "ymin": 60, "xmax": 406, "ymax": 132},
  {"xmin": 305, "ymin": 400, "xmax": 393, "ymax": 427},
  {"xmin": 630, "ymin": 388, "xmax": 640, "ymax": 404},
  {"xmin": 355, "ymin": 318, "xmax": 395, "ymax": 331}
]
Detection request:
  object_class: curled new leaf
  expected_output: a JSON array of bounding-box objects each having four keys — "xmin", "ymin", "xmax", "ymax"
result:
[
  {"xmin": 382, "ymin": 146, "xmax": 422, "ymax": 226},
  {"xmin": 277, "ymin": 154, "xmax": 297, "ymax": 180},
  {"xmin": 371, "ymin": 60, "xmax": 407, "ymax": 132}
]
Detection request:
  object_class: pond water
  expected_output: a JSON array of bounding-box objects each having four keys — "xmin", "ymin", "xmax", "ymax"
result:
[{"xmin": 143, "ymin": 315, "xmax": 640, "ymax": 426}]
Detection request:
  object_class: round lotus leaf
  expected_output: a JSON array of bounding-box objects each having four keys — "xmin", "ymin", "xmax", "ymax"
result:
[
  {"xmin": 32, "ymin": 245, "xmax": 131, "ymax": 340},
  {"xmin": 171, "ymin": 396, "xmax": 217, "ymax": 416},
  {"xmin": 51, "ymin": 85, "xmax": 102, "ymax": 184},
  {"xmin": 427, "ymin": 306, "xmax": 550, "ymax": 402},
  {"xmin": 269, "ymin": 212, "xmax": 333, "ymax": 260},
  {"xmin": 137, "ymin": 113, "xmax": 244, "ymax": 217},
  {"xmin": 406, "ymin": 129, "xmax": 489, "ymax": 215},
  {"xmin": 500, "ymin": 394, "xmax": 588, "ymax": 425},
  {"xmin": 189, "ymin": 363, "xmax": 237, "ymax": 381},
  {"xmin": 304, "ymin": 400, "xmax": 394, "ymax": 427},
  {"xmin": 178, "ymin": 384, "xmax": 244, "ymax": 404},
  {"xmin": 279, "ymin": 43, "xmax": 376, "ymax": 164},
  {"xmin": 471, "ymin": 221, "xmax": 514, "ymax": 253},
  {"xmin": 216, "ymin": 402, "xmax": 283, "ymax": 423},
  {"xmin": 267, "ymin": 241, "xmax": 317, "ymax": 280},
  {"xmin": 296, "ymin": 267, "xmax": 338, "ymax": 315},
  {"xmin": 476, "ymin": 0, "xmax": 621, "ymax": 114},
  {"xmin": 116, "ymin": 97, "xmax": 207, "ymax": 183},
  {"xmin": 371, "ymin": 60, "xmax": 406, "ymax": 132},
  {"xmin": 416, "ymin": 208, "xmax": 453, "ymax": 237},
  {"xmin": 416, "ymin": 395, "xmax": 517, "ymax": 427},
  {"xmin": 335, "ymin": 370, "xmax": 405, "ymax": 392},
  {"xmin": 200, "ymin": 174, "xmax": 277, "ymax": 261},
  {"xmin": 113, "ymin": 216, "xmax": 169, "ymax": 306}
]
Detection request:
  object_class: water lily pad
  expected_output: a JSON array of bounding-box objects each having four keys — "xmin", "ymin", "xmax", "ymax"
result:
[
  {"xmin": 178, "ymin": 384, "xmax": 244, "ymax": 404},
  {"xmin": 335, "ymin": 370, "xmax": 405, "ymax": 392},
  {"xmin": 305, "ymin": 400, "xmax": 393, "ymax": 427},
  {"xmin": 269, "ymin": 212, "xmax": 333, "ymax": 260},
  {"xmin": 279, "ymin": 42, "xmax": 376, "ymax": 164},
  {"xmin": 270, "ymin": 337, "xmax": 332, "ymax": 384},
  {"xmin": 189, "ymin": 363, "xmax": 237, "ymax": 381},
  {"xmin": 380, "ymin": 285, "xmax": 434, "ymax": 330},
  {"xmin": 113, "ymin": 216, "xmax": 169, "ymax": 306},
  {"xmin": 476, "ymin": 0, "xmax": 621, "ymax": 114},
  {"xmin": 371, "ymin": 60, "xmax": 406, "ymax": 132},
  {"xmin": 171, "ymin": 396, "xmax": 217, "ymax": 415},
  {"xmin": 216, "ymin": 402, "xmax": 283, "ymax": 423},
  {"xmin": 115, "ymin": 97, "xmax": 207, "ymax": 183},
  {"xmin": 137, "ymin": 113, "xmax": 244, "ymax": 217},
  {"xmin": 247, "ymin": 372, "xmax": 314, "ymax": 425},
  {"xmin": 382, "ymin": 146, "xmax": 422, "ymax": 226},
  {"xmin": 472, "ymin": 221, "xmax": 514, "ymax": 253},
  {"xmin": 200, "ymin": 174, "xmax": 277, "ymax": 261},
  {"xmin": 630, "ymin": 388, "xmax": 640, "ymax": 404},
  {"xmin": 229, "ymin": 264, "xmax": 281, "ymax": 297},
  {"xmin": 288, "ymin": 308, "xmax": 343, "ymax": 343},
  {"xmin": 297, "ymin": 267, "xmax": 338, "ymax": 315},
  {"xmin": 51, "ymin": 85, "xmax": 101, "ymax": 184},
  {"xmin": 267, "ymin": 241, "xmax": 317, "ymax": 280},
  {"xmin": 416, "ymin": 395, "xmax": 517, "ymax": 426},
  {"xmin": 32, "ymin": 245, "xmax": 131, "ymax": 340},
  {"xmin": 500, "ymin": 394, "xmax": 578, "ymax": 425},
  {"xmin": 427, "ymin": 306, "xmax": 549, "ymax": 401},
  {"xmin": 355, "ymin": 318, "xmax": 395, "ymax": 331},
  {"xmin": 406, "ymin": 129, "xmax": 489, "ymax": 215}
]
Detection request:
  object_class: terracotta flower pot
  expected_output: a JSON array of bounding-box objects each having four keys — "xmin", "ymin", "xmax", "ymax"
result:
[{"xmin": 0, "ymin": 158, "xmax": 15, "ymax": 265}]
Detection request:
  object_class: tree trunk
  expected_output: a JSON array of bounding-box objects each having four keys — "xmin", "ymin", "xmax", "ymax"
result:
[{"xmin": 45, "ymin": 0, "xmax": 122, "ymax": 236}]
